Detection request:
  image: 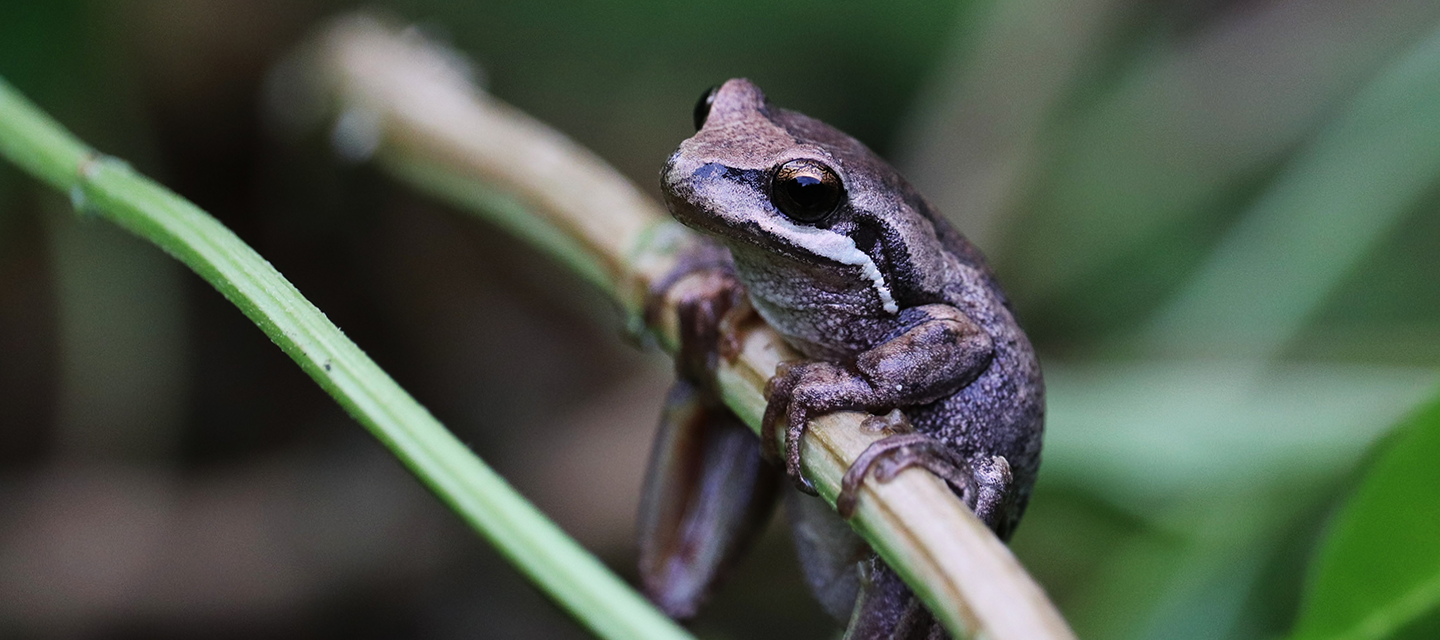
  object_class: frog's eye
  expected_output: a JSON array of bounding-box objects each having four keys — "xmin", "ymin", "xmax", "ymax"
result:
[
  {"xmin": 771, "ymin": 159, "xmax": 844, "ymax": 223},
  {"xmin": 693, "ymin": 85, "xmax": 719, "ymax": 131}
]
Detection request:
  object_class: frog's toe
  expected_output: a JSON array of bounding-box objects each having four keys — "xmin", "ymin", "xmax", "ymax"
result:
[
  {"xmin": 763, "ymin": 362, "xmax": 821, "ymax": 495},
  {"xmin": 785, "ymin": 403, "xmax": 819, "ymax": 495},
  {"xmin": 970, "ymin": 455, "xmax": 1014, "ymax": 538},
  {"xmin": 760, "ymin": 362, "xmax": 800, "ymax": 462}
]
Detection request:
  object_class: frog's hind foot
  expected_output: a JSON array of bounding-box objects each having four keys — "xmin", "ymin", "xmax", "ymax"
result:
[
  {"xmin": 837, "ymin": 433, "xmax": 1013, "ymax": 536},
  {"xmin": 837, "ymin": 433, "xmax": 969, "ymax": 519}
]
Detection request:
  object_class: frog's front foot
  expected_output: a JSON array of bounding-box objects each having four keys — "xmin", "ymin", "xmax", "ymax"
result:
[
  {"xmin": 763, "ymin": 360, "xmax": 882, "ymax": 495},
  {"xmin": 760, "ymin": 361, "xmax": 809, "ymax": 492}
]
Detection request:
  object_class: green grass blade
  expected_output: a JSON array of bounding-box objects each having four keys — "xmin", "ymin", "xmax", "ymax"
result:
[{"xmin": 0, "ymin": 75, "xmax": 691, "ymax": 640}]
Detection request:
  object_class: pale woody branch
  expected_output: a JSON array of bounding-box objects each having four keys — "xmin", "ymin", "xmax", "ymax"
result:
[{"xmin": 303, "ymin": 14, "xmax": 1075, "ymax": 640}]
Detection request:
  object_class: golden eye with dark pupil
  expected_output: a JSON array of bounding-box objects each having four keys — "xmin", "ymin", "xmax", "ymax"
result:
[
  {"xmin": 693, "ymin": 85, "xmax": 719, "ymax": 131},
  {"xmin": 771, "ymin": 159, "xmax": 844, "ymax": 223}
]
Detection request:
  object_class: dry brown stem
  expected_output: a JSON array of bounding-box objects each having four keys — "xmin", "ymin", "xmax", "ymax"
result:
[{"xmin": 304, "ymin": 15, "xmax": 1076, "ymax": 640}]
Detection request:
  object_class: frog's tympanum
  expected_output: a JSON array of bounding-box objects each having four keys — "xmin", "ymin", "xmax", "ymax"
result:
[{"xmin": 637, "ymin": 79, "xmax": 1044, "ymax": 639}]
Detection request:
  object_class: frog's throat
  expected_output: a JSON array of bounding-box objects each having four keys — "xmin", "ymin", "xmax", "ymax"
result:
[{"xmin": 764, "ymin": 215, "xmax": 899, "ymax": 315}]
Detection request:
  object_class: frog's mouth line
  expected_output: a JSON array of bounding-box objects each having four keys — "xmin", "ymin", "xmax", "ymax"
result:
[{"xmin": 758, "ymin": 212, "xmax": 899, "ymax": 315}]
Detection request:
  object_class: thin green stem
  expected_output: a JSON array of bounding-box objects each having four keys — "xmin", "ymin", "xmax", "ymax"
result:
[{"xmin": 0, "ymin": 76, "xmax": 691, "ymax": 640}]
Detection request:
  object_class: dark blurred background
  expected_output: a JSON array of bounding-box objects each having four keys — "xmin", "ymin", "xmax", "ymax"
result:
[{"xmin": 2, "ymin": 1, "xmax": 1438, "ymax": 639}]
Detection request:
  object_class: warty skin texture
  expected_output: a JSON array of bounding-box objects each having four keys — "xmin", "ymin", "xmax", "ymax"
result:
[{"xmin": 642, "ymin": 78, "xmax": 1044, "ymax": 638}]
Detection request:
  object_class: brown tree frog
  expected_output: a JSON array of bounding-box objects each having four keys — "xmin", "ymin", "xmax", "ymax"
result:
[{"xmin": 637, "ymin": 79, "xmax": 1044, "ymax": 638}]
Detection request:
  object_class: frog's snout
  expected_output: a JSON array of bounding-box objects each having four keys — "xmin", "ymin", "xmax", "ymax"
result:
[
  {"xmin": 660, "ymin": 150, "xmax": 686, "ymax": 192},
  {"xmin": 659, "ymin": 154, "xmax": 701, "ymax": 224}
]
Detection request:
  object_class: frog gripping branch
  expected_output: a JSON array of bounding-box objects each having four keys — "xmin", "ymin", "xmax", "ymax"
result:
[{"xmin": 638, "ymin": 79, "xmax": 1046, "ymax": 639}]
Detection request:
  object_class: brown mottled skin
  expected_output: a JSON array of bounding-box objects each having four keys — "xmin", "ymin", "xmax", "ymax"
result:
[{"xmin": 637, "ymin": 79, "xmax": 1044, "ymax": 639}]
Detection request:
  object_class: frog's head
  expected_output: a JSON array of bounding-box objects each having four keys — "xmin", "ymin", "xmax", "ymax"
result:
[{"xmin": 661, "ymin": 78, "xmax": 950, "ymax": 316}]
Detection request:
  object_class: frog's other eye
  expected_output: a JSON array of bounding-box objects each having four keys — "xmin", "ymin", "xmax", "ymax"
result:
[
  {"xmin": 771, "ymin": 159, "xmax": 844, "ymax": 223},
  {"xmin": 693, "ymin": 85, "xmax": 719, "ymax": 131}
]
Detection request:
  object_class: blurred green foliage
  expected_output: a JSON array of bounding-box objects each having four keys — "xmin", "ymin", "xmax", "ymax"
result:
[{"xmin": 2, "ymin": 1, "xmax": 1440, "ymax": 639}]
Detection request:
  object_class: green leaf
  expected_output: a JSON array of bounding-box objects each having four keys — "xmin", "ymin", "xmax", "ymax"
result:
[{"xmin": 1289, "ymin": 393, "xmax": 1440, "ymax": 640}]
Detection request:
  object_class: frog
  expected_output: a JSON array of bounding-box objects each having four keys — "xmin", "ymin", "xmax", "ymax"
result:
[{"xmin": 636, "ymin": 78, "xmax": 1044, "ymax": 639}]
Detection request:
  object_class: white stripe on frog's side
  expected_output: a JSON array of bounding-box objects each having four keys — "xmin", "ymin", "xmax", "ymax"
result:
[{"xmin": 764, "ymin": 215, "xmax": 899, "ymax": 314}]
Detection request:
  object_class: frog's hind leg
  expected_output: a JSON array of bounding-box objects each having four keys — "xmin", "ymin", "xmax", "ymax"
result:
[
  {"xmin": 787, "ymin": 489, "xmax": 868, "ymax": 622},
  {"xmin": 843, "ymin": 556, "xmax": 948, "ymax": 640},
  {"xmin": 637, "ymin": 380, "xmax": 781, "ymax": 619},
  {"xmin": 789, "ymin": 492, "xmax": 947, "ymax": 639},
  {"xmin": 838, "ymin": 432, "xmax": 1014, "ymax": 539}
]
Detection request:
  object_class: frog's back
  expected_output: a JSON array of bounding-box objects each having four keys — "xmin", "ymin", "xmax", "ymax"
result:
[
  {"xmin": 771, "ymin": 105, "xmax": 1045, "ymax": 531},
  {"xmin": 901, "ymin": 188, "xmax": 1045, "ymax": 534}
]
